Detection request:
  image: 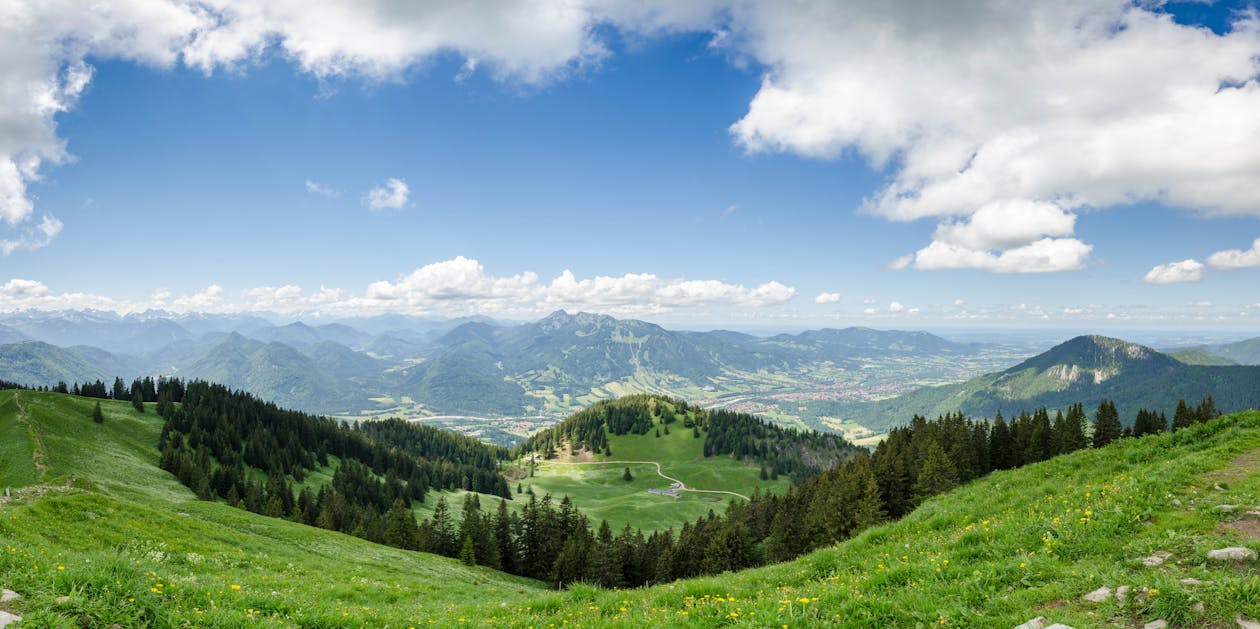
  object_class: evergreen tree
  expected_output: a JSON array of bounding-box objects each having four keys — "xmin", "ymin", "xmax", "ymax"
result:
[
  {"xmin": 1092, "ymin": 399, "xmax": 1121, "ymax": 448},
  {"xmin": 912, "ymin": 440, "xmax": 958, "ymax": 504},
  {"xmin": 623, "ymin": 467, "xmax": 633, "ymax": 481},
  {"xmin": 459, "ymin": 535, "xmax": 477, "ymax": 566},
  {"xmin": 383, "ymin": 498, "xmax": 420, "ymax": 550},
  {"xmin": 92, "ymin": 400, "xmax": 104, "ymax": 424},
  {"xmin": 429, "ymin": 496, "xmax": 456, "ymax": 557},
  {"xmin": 1172, "ymin": 399, "xmax": 1193, "ymax": 431}
]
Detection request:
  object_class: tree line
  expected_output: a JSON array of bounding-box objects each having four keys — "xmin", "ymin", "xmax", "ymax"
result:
[{"xmin": 155, "ymin": 380, "xmax": 511, "ymax": 547}]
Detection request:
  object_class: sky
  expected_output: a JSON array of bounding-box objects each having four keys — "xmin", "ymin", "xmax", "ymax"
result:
[{"xmin": 1, "ymin": 0, "xmax": 1260, "ymax": 330}]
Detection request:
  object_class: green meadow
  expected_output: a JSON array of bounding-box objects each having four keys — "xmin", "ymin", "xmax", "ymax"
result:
[{"xmin": 4, "ymin": 389, "xmax": 1260, "ymax": 627}]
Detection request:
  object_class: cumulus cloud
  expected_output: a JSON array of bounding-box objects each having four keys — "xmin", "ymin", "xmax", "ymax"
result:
[
  {"xmin": 358, "ymin": 257, "xmax": 795, "ymax": 317},
  {"xmin": 172, "ymin": 284, "xmax": 225, "ymax": 310},
  {"xmin": 364, "ymin": 178, "xmax": 409, "ymax": 211},
  {"xmin": 10, "ymin": 1, "xmax": 1260, "ymax": 273},
  {"xmin": 888, "ymin": 301, "xmax": 905, "ymax": 313},
  {"xmin": 814, "ymin": 292, "xmax": 840, "ymax": 304},
  {"xmin": 1144, "ymin": 259, "xmax": 1205, "ymax": 284},
  {"xmin": 1206, "ymin": 237, "xmax": 1260, "ymax": 269},
  {"xmin": 725, "ymin": 2, "xmax": 1260, "ymax": 271},
  {"xmin": 907, "ymin": 237, "xmax": 1092, "ymax": 273}
]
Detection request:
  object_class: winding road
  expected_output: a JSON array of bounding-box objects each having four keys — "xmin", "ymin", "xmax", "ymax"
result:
[{"xmin": 540, "ymin": 459, "xmax": 750, "ymax": 501}]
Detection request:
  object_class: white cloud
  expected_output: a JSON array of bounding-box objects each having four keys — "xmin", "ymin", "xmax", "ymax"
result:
[
  {"xmin": 364, "ymin": 178, "xmax": 410, "ymax": 211},
  {"xmin": 1188, "ymin": 300, "xmax": 1214, "ymax": 308},
  {"xmin": 907, "ymin": 237, "xmax": 1092, "ymax": 273},
  {"xmin": 814, "ymin": 292, "xmax": 840, "ymax": 304},
  {"xmin": 304, "ymin": 179, "xmax": 338, "ymax": 197},
  {"xmin": 0, "ymin": 278, "xmax": 49, "ymax": 298},
  {"xmin": 1144, "ymin": 259, "xmax": 1204, "ymax": 284},
  {"xmin": 1206, "ymin": 237, "xmax": 1260, "ymax": 269},
  {"xmin": 888, "ymin": 301, "xmax": 905, "ymax": 313},
  {"xmin": 725, "ymin": 2, "xmax": 1260, "ymax": 271},
  {"xmin": 1, "ymin": 214, "xmax": 62, "ymax": 255},
  {"xmin": 953, "ymin": 298, "xmax": 965, "ymax": 306},
  {"xmin": 172, "ymin": 284, "xmax": 225, "ymax": 310}
]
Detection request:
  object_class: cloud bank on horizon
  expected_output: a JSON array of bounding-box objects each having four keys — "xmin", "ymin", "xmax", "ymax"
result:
[
  {"xmin": 0, "ymin": 256, "xmax": 797, "ymax": 319},
  {"xmin": 1, "ymin": 0, "xmax": 1258, "ymax": 318}
]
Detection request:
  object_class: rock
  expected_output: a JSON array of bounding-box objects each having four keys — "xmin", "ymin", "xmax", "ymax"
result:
[
  {"xmin": 1012, "ymin": 617, "xmax": 1047, "ymax": 629},
  {"xmin": 1083, "ymin": 586, "xmax": 1112, "ymax": 602},
  {"xmin": 0, "ymin": 611, "xmax": 20, "ymax": 628},
  {"xmin": 1117, "ymin": 585, "xmax": 1131, "ymax": 606},
  {"xmin": 1181, "ymin": 578, "xmax": 1208, "ymax": 585},
  {"xmin": 1045, "ymin": 625, "xmax": 1076, "ymax": 629},
  {"xmin": 0, "ymin": 590, "xmax": 18, "ymax": 603},
  {"xmin": 55, "ymin": 595, "xmax": 70, "ymax": 603},
  {"xmin": 1216, "ymin": 484, "xmax": 1227, "ymax": 491},
  {"xmin": 1144, "ymin": 621, "xmax": 1168, "ymax": 629},
  {"xmin": 1209, "ymin": 547, "xmax": 1258, "ymax": 561},
  {"xmin": 1218, "ymin": 504, "xmax": 1240, "ymax": 512},
  {"xmin": 1142, "ymin": 551, "xmax": 1172, "ymax": 567},
  {"xmin": 1194, "ymin": 602, "xmax": 1205, "ymax": 613},
  {"xmin": 1238, "ymin": 618, "xmax": 1260, "ymax": 629},
  {"xmin": 1247, "ymin": 510, "xmax": 1260, "ymax": 517},
  {"xmin": 1172, "ymin": 498, "xmax": 1183, "ymax": 507}
]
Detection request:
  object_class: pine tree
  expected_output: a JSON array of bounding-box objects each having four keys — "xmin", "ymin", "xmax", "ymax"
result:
[
  {"xmin": 623, "ymin": 467, "xmax": 633, "ymax": 481},
  {"xmin": 383, "ymin": 498, "xmax": 420, "ymax": 550},
  {"xmin": 1172, "ymin": 399, "xmax": 1193, "ymax": 431},
  {"xmin": 912, "ymin": 440, "xmax": 958, "ymax": 504},
  {"xmin": 1092, "ymin": 399, "xmax": 1121, "ymax": 448},
  {"xmin": 459, "ymin": 534, "xmax": 477, "ymax": 566},
  {"xmin": 92, "ymin": 400, "xmax": 104, "ymax": 424}
]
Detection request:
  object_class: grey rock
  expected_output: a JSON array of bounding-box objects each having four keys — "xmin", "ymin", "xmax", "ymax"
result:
[
  {"xmin": 0, "ymin": 611, "xmax": 20, "ymax": 628},
  {"xmin": 55, "ymin": 595, "xmax": 70, "ymax": 603},
  {"xmin": 1181, "ymin": 577, "xmax": 1209, "ymax": 585},
  {"xmin": 0, "ymin": 590, "xmax": 17, "ymax": 603},
  {"xmin": 1172, "ymin": 498, "xmax": 1183, "ymax": 507},
  {"xmin": 1117, "ymin": 585, "xmax": 1131, "ymax": 606},
  {"xmin": 1012, "ymin": 617, "xmax": 1047, "ymax": 629},
  {"xmin": 1194, "ymin": 602, "xmax": 1205, "ymax": 613},
  {"xmin": 1083, "ymin": 586, "xmax": 1112, "ymax": 602},
  {"xmin": 1045, "ymin": 625, "xmax": 1076, "ymax": 629},
  {"xmin": 1142, "ymin": 551, "xmax": 1172, "ymax": 567},
  {"xmin": 1209, "ymin": 547, "xmax": 1258, "ymax": 561},
  {"xmin": 1238, "ymin": 618, "xmax": 1260, "ymax": 629},
  {"xmin": 1144, "ymin": 621, "xmax": 1168, "ymax": 629}
]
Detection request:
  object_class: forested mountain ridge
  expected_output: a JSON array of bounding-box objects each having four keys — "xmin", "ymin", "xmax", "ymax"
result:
[{"xmin": 843, "ymin": 335, "xmax": 1260, "ymax": 431}]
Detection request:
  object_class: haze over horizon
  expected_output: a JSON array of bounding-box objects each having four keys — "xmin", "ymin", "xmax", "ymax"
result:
[{"xmin": 3, "ymin": 1, "xmax": 1260, "ymax": 330}]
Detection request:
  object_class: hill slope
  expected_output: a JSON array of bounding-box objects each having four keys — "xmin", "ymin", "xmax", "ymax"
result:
[
  {"xmin": 847, "ymin": 335, "xmax": 1260, "ymax": 431},
  {"xmin": 6, "ymin": 391, "xmax": 1260, "ymax": 626},
  {"xmin": 0, "ymin": 390, "xmax": 543, "ymax": 627}
]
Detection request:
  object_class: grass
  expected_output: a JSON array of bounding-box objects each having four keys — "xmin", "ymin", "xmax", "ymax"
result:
[
  {"xmin": 518, "ymin": 414, "xmax": 789, "ymax": 531},
  {"xmin": 6, "ymin": 388, "xmax": 1260, "ymax": 627},
  {"xmin": 464, "ymin": 410, "xmax": 1260, "ymax": 627},
  {"xmin": 0, "ymin": 390, "xmax": 545, "ymax": 628}
]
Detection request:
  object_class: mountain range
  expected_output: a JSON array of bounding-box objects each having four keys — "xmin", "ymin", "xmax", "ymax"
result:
[
  {"xmin": 842, "ymin": 334, "xmax": 1260, "ymax": 431},
  {"xmin": 0, "ymin": 309, "xmax": 985, "ymax": 417}
]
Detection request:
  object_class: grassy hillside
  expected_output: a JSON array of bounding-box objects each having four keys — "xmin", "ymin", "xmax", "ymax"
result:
[
  {"xmin": 1170, "ymin": 347, "xmax": 1240, "ymax": 366},
  {"xmin": 519, "ymin": 419, "xmax": 791, "ymax": 532},
  {"xmin": 0, "ymin": 390, "xmax": 543, "ymax": 627},
  {"xmin": 465, "ymin": 410, "xmax": 1260, "ymax": 627},
  {"xmin": 7, "ymin": 388, "xmax": 1260, "ymax": 627}
]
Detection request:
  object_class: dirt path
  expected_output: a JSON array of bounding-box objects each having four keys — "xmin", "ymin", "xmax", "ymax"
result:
[{"xmin": 541, "ymin": 459, "xmax": 750, "ymax": 501}]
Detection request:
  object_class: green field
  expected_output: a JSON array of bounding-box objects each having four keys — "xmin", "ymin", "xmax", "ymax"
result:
[
  {"xmin": 0, "ymin": 390, "xmax": 544, "ymax": 628},
  {"xmin": 517, "ymin": 413, "xmax": 790, "ymax": 532},
  {"xmin": 7, "ymin": 388, "xmax": 1260, "ymax": 627}
]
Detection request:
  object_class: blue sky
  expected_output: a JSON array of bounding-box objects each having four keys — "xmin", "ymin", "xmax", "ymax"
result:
[{"xmin": 1, "ymin": 1, "xmax": 1259, "ymax": 329}]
